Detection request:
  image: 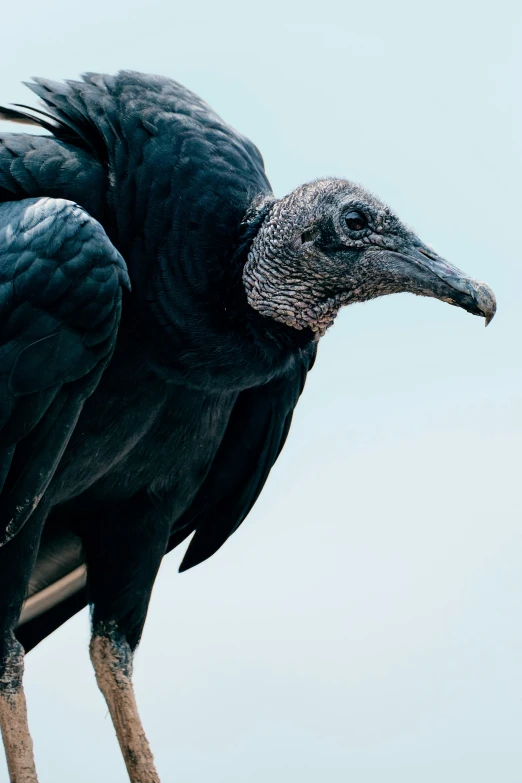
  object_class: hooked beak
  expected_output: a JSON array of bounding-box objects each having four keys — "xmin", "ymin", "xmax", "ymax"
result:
[{"xmin": 390, "ymin": 242, "xmax": 497, "ymax": 326}]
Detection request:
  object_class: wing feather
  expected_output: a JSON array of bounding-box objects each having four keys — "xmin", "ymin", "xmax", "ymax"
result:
[
  {"xmin": 175, "ymin": 346, "xmax": 317, "ymax": 571},
  {"xmin": 0, "ymin": 196, "xmax": 129, "ymax": 545}
]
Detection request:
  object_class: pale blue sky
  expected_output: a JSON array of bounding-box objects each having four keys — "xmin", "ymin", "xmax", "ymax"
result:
[{"xmin": 1, "ymin": 1, "xmax": 521, "ymax": 781}]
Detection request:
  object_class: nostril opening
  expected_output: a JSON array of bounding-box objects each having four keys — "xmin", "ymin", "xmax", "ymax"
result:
[
  {"xmin": 301, "ymin": 227, "xmax": 320, "ymax": 245},
  {"xmin": 417, "ymin": 246, "xmax": 438, "ymax": 261}
]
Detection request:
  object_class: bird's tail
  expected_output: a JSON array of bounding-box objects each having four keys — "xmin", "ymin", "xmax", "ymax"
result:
[{"xmin": 15, "ymin": 530, "xmax": 87, "ymax": 653}]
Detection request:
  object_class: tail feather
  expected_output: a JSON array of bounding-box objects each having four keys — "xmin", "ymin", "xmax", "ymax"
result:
[
  {"xmin": 16, "ymin": 588, "xmax": 87, "ymax": 653},
  {"xmin": 15, "ymin": 528, "xmax": 87, "ymax": 652},
  {"xmin": 0, "ymin": 106, "xmax": 43, "ymax": 128}
]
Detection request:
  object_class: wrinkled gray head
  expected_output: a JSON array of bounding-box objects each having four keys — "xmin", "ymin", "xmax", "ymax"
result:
[{"xmin": 243, "ymin": 179, "xmax": 496, "ymax": 337}]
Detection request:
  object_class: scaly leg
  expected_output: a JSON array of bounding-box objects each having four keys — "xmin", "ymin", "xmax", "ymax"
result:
[
  {"xmin": 0, "ymin": 508, "xmax": 47, "ymax": 783},
  {"xmin": 90, "ymin": 624, "xmax": 160, "ymax": 783},
  {"xmin": 84, "ymin": 495, "xmax": 172, "ymax": 782},
  {"xmin": 0, "ymin": 636, "xmax": 38, "ymax": 783}
]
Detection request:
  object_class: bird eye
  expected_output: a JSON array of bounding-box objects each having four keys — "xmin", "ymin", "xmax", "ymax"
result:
[{"xmin": 344, "ymin": 210, "xmax": 368, "ymax": 232}]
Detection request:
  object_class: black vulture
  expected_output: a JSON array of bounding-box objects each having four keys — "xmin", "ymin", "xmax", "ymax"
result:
[{"xmin": 0, "ymin": 71, "xmax": 495, "ymax": 783}]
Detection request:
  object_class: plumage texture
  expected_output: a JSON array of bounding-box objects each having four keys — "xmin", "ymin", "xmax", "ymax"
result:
[
  {"xmin": 0, "ymin": 71, "xmax": 494, "ymax": 658},
  {"xmin": 0, "ymin": 197, "xmax": 128, "ymax": 545},
  {"xmin": 0, "ymin": 72, "xmax": 316, "ymax": 656},
  {"xmin": 0, "ymin": 70, "xmax": 497, "ymax": 783}
]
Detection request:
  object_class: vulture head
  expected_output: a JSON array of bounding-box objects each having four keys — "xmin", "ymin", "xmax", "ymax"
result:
[{"xmin": 243, "ymin": 178, "xmax": 496, "ymax": 337}]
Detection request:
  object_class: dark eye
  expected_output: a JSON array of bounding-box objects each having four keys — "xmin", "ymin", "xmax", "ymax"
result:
[{"xmin": 344, "ymin": 210, "xmax": 368, "ymax": 232}]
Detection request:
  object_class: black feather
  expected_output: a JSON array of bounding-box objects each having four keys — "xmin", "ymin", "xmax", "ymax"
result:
[{"xmin": 0, "ymin": 72, "xmax": 317, "ymax": 658}]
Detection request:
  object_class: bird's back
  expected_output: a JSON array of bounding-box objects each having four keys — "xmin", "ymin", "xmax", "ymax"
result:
[
  {"xmin": 1, "ymin": 71, "xmax": 270, "ymax": 235},
  {"xmin": 0, "ymin": 72, "xmax": 274, "ymax": 376}
]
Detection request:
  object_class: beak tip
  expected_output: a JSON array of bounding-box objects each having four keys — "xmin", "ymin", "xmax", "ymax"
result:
[
  {"xmin": 461, "ymin": 279, "xmax": 496, "ymax": 328},
  {"xmin": 482, "ymin": 293, "xmax": 497, "ymax": 327}
]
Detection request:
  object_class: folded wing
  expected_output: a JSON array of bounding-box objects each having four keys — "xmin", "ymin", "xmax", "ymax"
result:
[
  {"xmin": 171, "ymin": 345, "xmax": 317, "ymax": 571},
  {"xmin": 0, "ymin": 197, "xmax": 129, "ymax": 546}
]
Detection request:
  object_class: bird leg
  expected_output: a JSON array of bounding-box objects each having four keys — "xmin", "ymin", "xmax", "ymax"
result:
[
  {"xmin": 90, "ymin": 624, "xmax": 160, "ymax": 783},
  {"xmin": 0, "ymin": 636, "xmax": 38, "ymax": 783}
]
